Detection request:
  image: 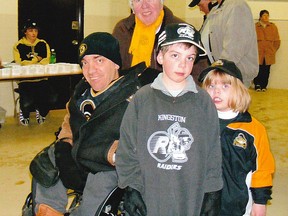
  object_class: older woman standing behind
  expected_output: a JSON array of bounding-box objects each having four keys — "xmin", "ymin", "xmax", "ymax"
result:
[
  {"xmin": 253, "ymin": 10, "xmax": 281, "ymax": 92},
  {"xmin": 112, "ymin": 0, "xmax": 184, "ymax": 71}
]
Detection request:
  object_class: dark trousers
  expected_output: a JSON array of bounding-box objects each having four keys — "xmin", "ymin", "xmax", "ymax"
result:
[
  {"xmin": 18, "ymin": 80, "xmax": 56, "ymax": 118},
  {"xmin": 253, "ymin": 59, "xmax": 271, "ymax": 89}
]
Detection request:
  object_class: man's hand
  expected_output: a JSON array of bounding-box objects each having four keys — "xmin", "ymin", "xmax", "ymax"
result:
[{"xmin": 124, "ymin": 186, "xmax": 147, "ymax": 216}]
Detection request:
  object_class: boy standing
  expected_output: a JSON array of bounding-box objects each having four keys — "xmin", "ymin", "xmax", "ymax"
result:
[{"xmin": 116, "ymin": 23, "xmax": 223, "ymax": 216}]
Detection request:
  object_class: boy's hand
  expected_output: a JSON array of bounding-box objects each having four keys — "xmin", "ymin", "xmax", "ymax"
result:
[{"xmin": 124, "ymin": 186, "xmax": 147, "ymax": 216}]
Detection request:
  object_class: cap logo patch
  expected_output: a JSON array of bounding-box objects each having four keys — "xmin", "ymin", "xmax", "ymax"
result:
[
  {"xmin": 79, "ymin": 43, "xmax": 87, "ymax": 57},
  {"xmin": 212, "ymin": 60, "xmax": 224, "ymax": 67},
  {"xmin": 177, "ymin": 26, "xmax": 195, "ymax": 40}
]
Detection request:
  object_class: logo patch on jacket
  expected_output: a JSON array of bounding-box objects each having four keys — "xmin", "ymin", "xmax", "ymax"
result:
[
  {"xmin": 233, "ymin": 133, "xmax": 247, "ymax": 149},
  {"xmin": 80, "ymin": 99, "xmax": 96, "ymax": 120}
]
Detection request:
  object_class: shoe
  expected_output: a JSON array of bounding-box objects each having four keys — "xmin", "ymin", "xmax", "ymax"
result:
[
  {"xmin": 36, "ymin": 110, "xmax": 46, "ymax": 124},
  {"xmin": 255, "ymin": 85, "xmax": 261, "ymax": 92},
  {"xmin": 261, "ymin": 88, "xmax": 267, "ymax": 92},
  {"xmin": 19, "ymin": 110, "xmax": 29, "ymax": 126}
]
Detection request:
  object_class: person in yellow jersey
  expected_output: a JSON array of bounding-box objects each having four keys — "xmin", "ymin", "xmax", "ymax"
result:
[{"xmin": 13, "ymin": 19, "xmax": 54, "ymax": 126}]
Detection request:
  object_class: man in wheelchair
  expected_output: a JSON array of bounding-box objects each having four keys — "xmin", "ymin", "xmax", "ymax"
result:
[{"xmin": 28, "ymin": 32, "xmax": 159, "ymax": 216}]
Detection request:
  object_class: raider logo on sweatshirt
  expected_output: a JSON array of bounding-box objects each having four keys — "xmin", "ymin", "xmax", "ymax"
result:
[{"xmin": 147, "ymin": 120, "xmax": 194, "ymax": 170}]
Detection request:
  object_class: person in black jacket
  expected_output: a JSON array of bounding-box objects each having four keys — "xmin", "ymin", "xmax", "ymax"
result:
[{"xmin": 31, "ymin": 32, "xmax": 159, "ymax": 216}]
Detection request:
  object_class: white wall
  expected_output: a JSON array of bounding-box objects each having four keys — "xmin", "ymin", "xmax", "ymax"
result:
[
  {"xmin": 247, "ymin": 1, "xmax": 288, "ymax": 89},
  {"xmin": 0, "ymin": 0, "xmax": 18, "ymax": 117},
  {"xmin": 1, "ymin": 0, "xmax": 288, "ymax": 116}
]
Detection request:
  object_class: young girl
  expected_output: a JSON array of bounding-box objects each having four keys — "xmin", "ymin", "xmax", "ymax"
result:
[{"xmin": 199, "ymin": 59, "xmax": 275, "ymax": 216}]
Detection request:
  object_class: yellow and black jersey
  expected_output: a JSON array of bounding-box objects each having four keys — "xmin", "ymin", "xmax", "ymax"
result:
[
  {"xmin": 13, "ymin": 37, "xmax": 50, "ymax": 66},
  {"xmin": 220, "ymin": 111, "xmax": 275, "ymax": 215}
]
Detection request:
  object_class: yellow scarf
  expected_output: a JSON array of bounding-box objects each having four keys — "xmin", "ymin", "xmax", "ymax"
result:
[{"xmin": 129, "ymin": 10, "xmax": 164, "ymax": 67}]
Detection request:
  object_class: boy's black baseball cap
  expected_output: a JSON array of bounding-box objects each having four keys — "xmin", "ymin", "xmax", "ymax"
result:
[
  {"xmin": 198, "ymin": 59, "xmax": 243, "ymax": 83},
  {"xmin": 22, "ymin": 19, "xmax": 39, "ymax": 32},
  {"xmin": 157, "ymin": 23, "xmax": 207, "ymax": 57}
]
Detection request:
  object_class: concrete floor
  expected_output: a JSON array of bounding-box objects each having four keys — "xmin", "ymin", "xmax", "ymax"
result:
[{"xmin": 0, "ymin": 88, "xmax": 287, "ymax": 216}]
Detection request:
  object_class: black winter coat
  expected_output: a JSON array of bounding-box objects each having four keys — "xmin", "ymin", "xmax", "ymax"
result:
[{"xmin": 69, "ymin": 62, "xmax": 159, "ymax": 174}]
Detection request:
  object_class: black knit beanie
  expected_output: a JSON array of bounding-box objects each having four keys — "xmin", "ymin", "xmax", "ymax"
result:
[{"xmin": 78, "ymin": 32, "xmax": 122, "ymax": 68}]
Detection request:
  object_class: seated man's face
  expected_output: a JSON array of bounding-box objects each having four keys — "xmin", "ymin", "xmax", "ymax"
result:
[{"xmin": 81, "ymin": 54, "xmax": 119, "ymax": 92}]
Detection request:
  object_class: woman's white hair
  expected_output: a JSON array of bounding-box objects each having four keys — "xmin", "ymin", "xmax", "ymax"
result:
[{"xmin": 129, "ymin": 0, "xmax": 164, "ymax": 10}]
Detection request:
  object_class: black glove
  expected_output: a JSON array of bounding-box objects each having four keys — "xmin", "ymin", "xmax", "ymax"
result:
[
  {"xmin": 124, "ymin": 186, "xmax": 147, "ymax": 216},
  {"xmin": 200, "ymin": 190, "xmax": 222, "ymax": 216},
  {"xmin": 54, "ymin": 140, "xmax": 87, "ymax": 191}
]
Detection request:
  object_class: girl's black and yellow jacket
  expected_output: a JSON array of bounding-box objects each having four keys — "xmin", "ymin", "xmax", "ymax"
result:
[{"xmin": 220, "ymin": 111, "xmax": 275, "ymax": 215}]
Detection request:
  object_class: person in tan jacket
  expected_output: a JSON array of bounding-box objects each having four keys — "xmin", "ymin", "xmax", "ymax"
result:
[{"xmin": 253, "ymin": 10, "xmax": 281, "ymax": 92}]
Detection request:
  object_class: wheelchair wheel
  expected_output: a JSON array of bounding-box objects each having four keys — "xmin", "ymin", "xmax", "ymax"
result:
[
  {"xmin": 65, "ymin": 190, "xmax": 83, "ymax": 214},
  {"xmin": 22, "ymin": 178, "xmax": 83, "ymax": 216},
  {"xmin": 95, "ymin": 187, "xmax": 125, "ymax": 216},
  {"xmin": 22, "ymin": 178, "xmax": 37, "ymax": 216},
  {"xmin": 22, "ymin": 192, "xmax": 33, "ymax": 216}
]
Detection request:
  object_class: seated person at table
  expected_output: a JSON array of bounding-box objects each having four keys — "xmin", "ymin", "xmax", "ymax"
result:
[{"xmin": 13, "ymin": 19, "xmax": 54, "ymax": 126}]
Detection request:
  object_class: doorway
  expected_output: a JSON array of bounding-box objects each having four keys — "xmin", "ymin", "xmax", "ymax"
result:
[{"xmin": 18, "ymin": 0, "xmax": 84, "ymax": 109}]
